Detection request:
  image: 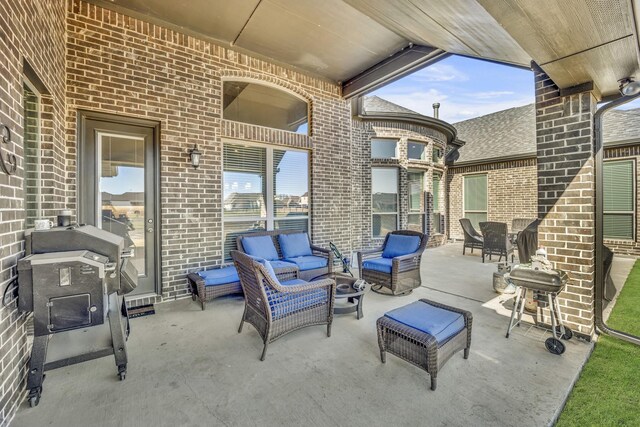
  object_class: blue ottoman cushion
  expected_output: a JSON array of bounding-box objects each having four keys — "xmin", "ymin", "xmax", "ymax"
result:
[
  {"xmin": 278, "ymin": 233, "xmax": 313, "ymax": 258},
  {"xmin": 197, "ymin": 266, "xmax": 239, "ymax": 286},
  {"xmin": 284, "ymin": 255, "xmax": 327, "ymax": 271},
  {"xmin": 384, "ymin": 301, "xmax": 465, "ymax": 345},
  {"xmin": 382, "ymin": 234, "xmax": 421, "ymax": 259},
  {"xmin": 242, "ymin": 235, "xmax": 279, "ymax": 260},
  {"xmin": 362, "ymin": 257, "xmax": 393, "ymax": 274}
]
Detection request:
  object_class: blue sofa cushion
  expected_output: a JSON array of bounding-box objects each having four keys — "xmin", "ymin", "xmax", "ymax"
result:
[
  {"xmin": 197, "ymin": 266, "xmax": 239, "ymax": 286},
  {"xmin": 242, "ymin": 235, "xmax": 279, "ymax": 261},
  {"xmin": 248, "ymin": 255, "xmax": 282, "ymax": 286},
  {"xmin": 284, "ymin": 255, "xmax": 327, "ymax": 271},
  {"xmin": 382, "ymin": 234, "xmax": 421, "ymax": 259},
  {"xmin": 267, "ymin": 280, "xmax": 328, "ymax": 320},
  {"xmin": 362, "ymin": 257, "xmax": 393, "ymax": 274},
  {"xmin": 278, "ymin": 233, "xmax": 313, "ymax": 258},
  {"xmin": 270, "ymin": 260, "xmax": 298, "ymax": 270},
  {"xmin": 384, "ymin": 301, "xmax": 465, "ymax": 345}
]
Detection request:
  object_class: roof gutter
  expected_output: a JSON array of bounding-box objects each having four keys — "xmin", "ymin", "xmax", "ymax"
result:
[
  {"xmin": 594, "ymin": 92, "xmax": 640, "ymax": 346},
  {"xmin": 446, "ymin": 152, "xmax": 536, "ymax": 167},
  {"xmin": 353, "ymin": 100, "xmax": 457, "ymax": 144}
]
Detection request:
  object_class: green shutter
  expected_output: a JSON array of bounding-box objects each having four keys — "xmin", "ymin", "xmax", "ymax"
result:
[
  {"xmin": 603, "ymin": 160, "xmax": 635, "ymax": 239},
  {"xmin": 464, "ymin": 174, "xmax": 487, "ymax": 211}
]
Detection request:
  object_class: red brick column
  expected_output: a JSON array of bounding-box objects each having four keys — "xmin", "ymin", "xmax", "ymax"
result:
[{"xmin": 534, "ymin": 64, "xmax": 596, "ymax": 336}]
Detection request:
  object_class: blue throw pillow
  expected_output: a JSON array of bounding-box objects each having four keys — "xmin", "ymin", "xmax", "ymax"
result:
[
  {"xmin": 248, "ymin": 255, "xmax": 281, "ymax": 286},
  {"xmin": 242, "ymin": 235, "xmax": 279, "ymax": 261},
  {"xmin": 382, "ymin": 234, "xmax": 421, "ymax": 259},
  {"xmin": 278, "ymin": 233, "xmax": 312, "ymax": 258}
]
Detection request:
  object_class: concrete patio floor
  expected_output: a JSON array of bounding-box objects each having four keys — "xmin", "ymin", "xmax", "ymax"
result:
[{"xmin": 12, "ymin": 243, "xmax": 595, "ymax": 427}]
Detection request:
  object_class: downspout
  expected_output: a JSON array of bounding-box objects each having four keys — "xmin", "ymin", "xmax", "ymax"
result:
[{"xmin": 593, "ymin": 93, "xmax": 640, "ymax": 345}]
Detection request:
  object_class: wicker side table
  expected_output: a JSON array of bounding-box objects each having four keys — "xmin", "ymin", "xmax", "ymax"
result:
[{"xmin": 376, "ymin": 298, "xmax": 472, "ymax": 391}]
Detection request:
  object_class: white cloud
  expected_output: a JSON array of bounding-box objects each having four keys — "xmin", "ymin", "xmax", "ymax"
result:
[
  {"xmin": 469, "ymin": 91, "xmax": 515, "ymax": 99},
  {"xmin": 410, "ymin": 64, "xmax": 469, "ymax": 82}
]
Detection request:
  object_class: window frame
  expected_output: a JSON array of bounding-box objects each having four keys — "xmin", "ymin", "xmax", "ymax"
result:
[
  {"xmin": 407, "ymin": 140, "xmax": 427, "ymax": 161},
  {"xmin": 462, "ymin": 173, "xmax": 488, "ymax": 228},
  {"xmin": 371, "ymin": 166, "xmax": 399, "ymax": 238},
  {"xmin": 23, "ymin": 77, "xmax": 42, "ymax": 227},
  {"xmin": 603, "ymin": 158, "xmax": 636, "ymax": 241},
  {"xmin": 222, "ymin": 140, "xmax": 311, "ymax": 259},
  {"xmin": 407, "ymin": 169, "xmax": 425, "ymax": 233},
  {"xmin": 370, "ymin": 138, "xmax": 399, "ymax": 159}
]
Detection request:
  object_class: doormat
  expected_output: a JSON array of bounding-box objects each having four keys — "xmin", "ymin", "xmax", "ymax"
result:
[{"xmin": 128, "ymin": 304, "xmax": 155, "ymax": 318}]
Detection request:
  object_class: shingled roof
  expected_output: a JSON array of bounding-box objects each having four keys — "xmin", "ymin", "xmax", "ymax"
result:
[
  {"xmin": 362, "ymin": 95, "xmax": 421, "ymax": 115},
  {"xmin": 449, "ymin": 104, "xmax": 640, "ymax": 165}
]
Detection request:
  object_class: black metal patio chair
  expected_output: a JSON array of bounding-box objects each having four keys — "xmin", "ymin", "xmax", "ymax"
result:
[{"xmin": 479, "ymin": 221, "xmax": 514, "ymax": 263}]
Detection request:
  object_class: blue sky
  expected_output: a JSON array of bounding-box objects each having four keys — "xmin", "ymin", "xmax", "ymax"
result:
[{"xmin": 371, "ymin": 55, "xmax": 535, "ymax": 123}]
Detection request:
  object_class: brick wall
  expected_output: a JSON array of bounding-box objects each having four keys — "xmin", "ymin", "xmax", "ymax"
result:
[
  {"xmin": 534, "ymin": 64, "xmax": 596, "ymax": 336},
  {"xmin": 447, "ymin": 159, "xmax": 538, "ymax": 239},
  {"xmin": 0, "ymin": 1, "xmax": 67, "ymax": 424},
  {"xmin": 603, "ymin": 144, "xmax": 640, "ymax": 257},
  {"xmin": 351, "ymin": 119, "xmax": 448, "ymax": 250},
  {"xmin": 65, "ymin": 0, "xmax": 352, "ymax": 303}
]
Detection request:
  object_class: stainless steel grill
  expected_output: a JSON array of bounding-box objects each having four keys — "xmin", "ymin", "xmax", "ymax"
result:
[{"xmin": 18, "ymin": 225, "xmax": 138, "ymax": 407}]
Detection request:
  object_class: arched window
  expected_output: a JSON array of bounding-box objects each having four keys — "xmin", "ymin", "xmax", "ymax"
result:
[{"xmin": 223, "ymin": 80, "xmax": 309, "ymax": 134}]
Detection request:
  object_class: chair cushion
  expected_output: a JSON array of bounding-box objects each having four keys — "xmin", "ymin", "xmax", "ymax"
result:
[
  {"xmin": 197, "ymin": 266, "xmax": 239, "ymax": 286},
  {"xmin": 384, "ymin": 301, "xmax": 465, "ymax": 345},
  {"xmin": 382, "ymin": 234, "xmax": 421, "ymax": 259},
  {"xmin": 284, "ymin": 255, "xmax": 327, "ymax": 271},
  {"xmin": 267, "ymin": 284, "xmax": 328, "ymax": 320},
  {"xmin": 241, "ymin": 235, "xmax": 279, "ymax": 261},
  {"xmin": 278, "ymin": 233, "xmax": 313, "ymax": 258},
  {"xmin": 270, "ymin": 260, "xmax": 298, "ymax": 270},
  {"xmin": 362, "ymin": 257, "xmax": 393, "ymax": 274}
]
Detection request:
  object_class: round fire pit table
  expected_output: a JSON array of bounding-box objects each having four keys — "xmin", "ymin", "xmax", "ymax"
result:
[{"xmin": 312, "ymin": 273, "xmax": 370, "ymax": 319}]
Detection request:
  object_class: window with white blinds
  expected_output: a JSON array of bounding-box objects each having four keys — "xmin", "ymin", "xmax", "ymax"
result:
[
  {"xmin": 463, "ymin": 174, "xmax": 487, "ymax": 231},
  {"xmin": 603, "ymin": 160, "xmax": 635, "ymax": 240},
  {"xmin": 223, "ymin": 143, "xmax": 310, "ymax": 259},
  {"xmin": 23, "ymin": 80, "xmax": 41, "ymax": 227}
]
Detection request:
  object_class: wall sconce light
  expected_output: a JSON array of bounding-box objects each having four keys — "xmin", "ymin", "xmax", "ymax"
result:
[
  {"xmin": 188, "ymin": 144, "xmax": 202, "ymax": 169},
  {"xmin": 0, "ymin": 124, "xmax": 17, "ymax": 176}
]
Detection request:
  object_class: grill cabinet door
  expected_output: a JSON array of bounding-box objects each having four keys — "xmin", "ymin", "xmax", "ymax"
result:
[{"xmin": 49, "ymin": 294, "xmax": 92, "ymax": 331}]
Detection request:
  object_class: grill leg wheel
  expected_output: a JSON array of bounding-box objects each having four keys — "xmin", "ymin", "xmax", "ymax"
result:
[
  {"xmin": 556, "ymin": 326, "xmax": 573, "ymax": 340},
  {"xmin": 545, "ymin": 337, "xmax": 565, "ymax": 355},
  {"xmin": 28, "ymin": 388, "xmax": 42, "ymax": 408}
]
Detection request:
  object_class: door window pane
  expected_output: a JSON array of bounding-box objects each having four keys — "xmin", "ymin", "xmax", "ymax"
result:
[
  {"xmin": 464, "ymin": 174, "xmax": 488, "ymax": 230},
  {"xmin": 99, "ymin": 134, "xmax": 145, "ymax": 274},
  {"xmin": 224, "ymin": 145, "xmax": 267, "ymax": 218},
  {"xmin": 603, "ymin": 160, "xmax": 635, "ymax": 239},
  {"xmin": 371, "ymin": 139, "xmax": 397, "ymax": 159},
  {"xmin": 23, "ymin": 82, "xmax": 40, "ymax": 227},
  {"xmin": 372, "ymin": 168, "xmax": 398, "ymax": 237},
  {"xmin": 274, "ymin": 150, "xmax": 309, "ymax": 218},
  {"xmin": 408, "ymin": 214, "xmax": 423, "ymax": 233},
  {"xmin": 223, "ymin": 81, "xmax": 308, "ymax": 134},
  {"xmin": 408, "ymin": 141, "xmax": 426, "ymax": 160}
]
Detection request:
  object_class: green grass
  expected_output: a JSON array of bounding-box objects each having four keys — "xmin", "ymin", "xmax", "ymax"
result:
[{"xmin": 557, "ymin": 259, "xmax": 640, "ymax": 427}]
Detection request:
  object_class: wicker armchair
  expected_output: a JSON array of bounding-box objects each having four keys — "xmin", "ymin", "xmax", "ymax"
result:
[
  {"xmin": 237, "ymin": 230, "xmax": 333, "ymax": 280},
  {"xmin": 459, "ymin": 218, "xmax": 483, "ymax": 255},
  {"xmin": 479, "ymin": 221, "xmax": 514, "ymax": 263},
  {"xmin": 231, "ymin": 251, "xmax": 335, "ymax": 361},
  {"xmin": 357, "ymin": 230, "xmax": 427, "ymax": 296}
]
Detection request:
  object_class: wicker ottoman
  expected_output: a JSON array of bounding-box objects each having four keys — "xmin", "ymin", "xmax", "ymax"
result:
[
  {"xmin": 376, "ymin": 299, "xmax": 472, "ymax": 390},
  {"xmin": 187, "ymin": 266, "xmax": 243, "ymax": 311}
]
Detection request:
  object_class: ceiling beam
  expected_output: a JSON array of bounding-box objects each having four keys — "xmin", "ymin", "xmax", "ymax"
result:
[{"xmin": 341, "ymin": 45, "xmax": 449, "ymax": 99}]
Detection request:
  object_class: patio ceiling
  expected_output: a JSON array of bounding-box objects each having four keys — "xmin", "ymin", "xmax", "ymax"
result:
[{"xmin": 87, "ymin": 0, "xmax": 640, "ymax": 98}]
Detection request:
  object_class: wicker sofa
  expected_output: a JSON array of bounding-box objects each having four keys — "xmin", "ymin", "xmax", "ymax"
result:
[
  {"xmin": 357, "ymin": 230, "xmax": 427, "ymax": 296},
  {"xmin": 237, "ymin": 230, "xmax": 333, "ymax": 281}
]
